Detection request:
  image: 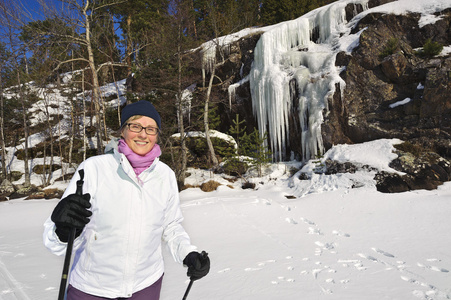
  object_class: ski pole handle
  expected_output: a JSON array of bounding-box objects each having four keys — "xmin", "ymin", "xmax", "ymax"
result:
[{"xmin": 75, "ymin": 169, "xmax": 84, "ymax": 196}]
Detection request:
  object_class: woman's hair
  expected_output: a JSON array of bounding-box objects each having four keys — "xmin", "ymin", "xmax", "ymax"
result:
[
  {"xmin": 123, "ymin": 115, "xmax": 143, "ymax": 126},
  {"xmin": 120, "ymin": 115, "xmax": 143, "ymax": 134}
]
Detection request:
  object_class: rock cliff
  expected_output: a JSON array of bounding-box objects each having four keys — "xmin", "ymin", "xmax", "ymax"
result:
[{"xmin": 189, "ymin": 0, "xmax": 451, "ymax": 191}]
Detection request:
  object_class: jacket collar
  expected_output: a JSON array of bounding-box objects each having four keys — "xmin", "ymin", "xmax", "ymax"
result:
[{"xmin": 111, "ymin": 146, "xmax": 159, "ymax": 186}]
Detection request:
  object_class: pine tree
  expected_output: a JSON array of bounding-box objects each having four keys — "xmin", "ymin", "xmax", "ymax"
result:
[
  {"xmin": 241, "ymin": 129, "xmax": 272, "ymax": 177},
  {"xmin": 229, "ymin": 114, "xmax": 246, "ymax": 151}
]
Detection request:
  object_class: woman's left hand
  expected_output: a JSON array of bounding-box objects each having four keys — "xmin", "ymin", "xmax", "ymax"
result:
[{"xmin": 183, "ymin": 251, "xmax": 210, "ymax": 280}]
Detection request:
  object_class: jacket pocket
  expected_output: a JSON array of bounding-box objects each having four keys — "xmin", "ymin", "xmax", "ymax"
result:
[{"xmin": 82, "ymin": 229, "xmax": 97, "ymax": 272}]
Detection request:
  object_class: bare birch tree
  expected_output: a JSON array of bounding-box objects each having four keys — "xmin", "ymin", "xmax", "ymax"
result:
[
  {"xmin": 0, "ymin": 44, "xmax": 9, "ymax": 181},
  {"xmin": 25, "ymin": 0, "xmax": 125, "ymax": 154}
]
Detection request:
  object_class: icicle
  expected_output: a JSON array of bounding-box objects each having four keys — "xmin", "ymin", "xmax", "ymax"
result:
[
  {"xmin": 227, "ymin": 76, "xmax": 249, "ymax": 111},
  {"xmin": 250, "ymin": 0, "xmax": 370, "ymax": 161},
  {"xmin": 201, "ymin": 41, "xmax": 217, "ymax": 74},
  {"xmin": 228, "ymin": 84, "xmax": 236, "ymax": 111}
]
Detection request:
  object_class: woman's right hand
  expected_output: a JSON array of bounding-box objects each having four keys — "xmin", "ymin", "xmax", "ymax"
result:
[{"xmin": 51, "ymin": 193, "xmax": 92, "ymax": 242}]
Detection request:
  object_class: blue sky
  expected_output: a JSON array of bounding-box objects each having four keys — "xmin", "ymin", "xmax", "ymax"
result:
[{"xmin": 18, "ymin": 0, "xmax": 64, "ymax": 21}]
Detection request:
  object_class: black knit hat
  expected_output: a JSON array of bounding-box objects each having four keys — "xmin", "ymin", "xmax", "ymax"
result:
[{"xmin": 120, "ymin": 100, "xmax": 161, "ymax": 129}]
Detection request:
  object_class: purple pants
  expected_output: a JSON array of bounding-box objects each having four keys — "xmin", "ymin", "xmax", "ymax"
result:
[{"xmin": 66, "ymin": 275, "xmax": 163, "ymax": 300}]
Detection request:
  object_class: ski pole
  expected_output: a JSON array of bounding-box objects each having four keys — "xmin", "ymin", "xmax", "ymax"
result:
[
  {"xmin": 182, "ymin": 280, "xmax": 194, "ymax": 300},
  {"xmin": 182, "ymin": 251, "xmax": 208, "ymax": 300},
  {"xmin": 57, "ymin": 169, "xmax": 84, "ymax": 300}
]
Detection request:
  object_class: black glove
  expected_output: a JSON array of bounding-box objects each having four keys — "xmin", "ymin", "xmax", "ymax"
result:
[
  {"xmin": 183, "ymin": 251, "xmax": 210, "ymax": 281},
  {"xmin": 51, "ymin": 193, "xmax": 92, "ymax": 242}
]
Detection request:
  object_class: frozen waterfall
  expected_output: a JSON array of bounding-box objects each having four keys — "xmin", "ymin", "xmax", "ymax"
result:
[{"xmin": 250, "ymin": 0, "xmax": 369, "ymax": 161}]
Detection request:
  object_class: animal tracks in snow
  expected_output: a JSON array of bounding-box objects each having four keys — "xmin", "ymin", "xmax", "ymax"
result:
[
  {"xmin": 417, "ymin": 261, "xmax": 449, "ymax": 273},
  {"xmin": 217, "ymin": 199, "xmax": 450, "ymax": 299},
  {"xmin": 288, "ymin": 213, "xmax": 449, "ymax": 298}
]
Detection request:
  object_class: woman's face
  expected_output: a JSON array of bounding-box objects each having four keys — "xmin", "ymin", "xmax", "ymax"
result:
[{"xmin": 122, "ymin": 116, "xmax": 158, "ymax": 156}]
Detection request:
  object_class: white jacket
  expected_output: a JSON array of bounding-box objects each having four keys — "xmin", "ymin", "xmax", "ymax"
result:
[{"xmin": 43, "ymin": 147, "xmax": 197, "ymax": 298}]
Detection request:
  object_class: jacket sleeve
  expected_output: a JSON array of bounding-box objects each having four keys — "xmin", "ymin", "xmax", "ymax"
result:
[
  {"xmin": 42, "ymin": 164, "xmax": 87, "ymax": 256},
  {"xmin": 161, "ymin": 171, "xmax": 197, "ymax": 264},
  {"xmin": 43, "ymin": 216, "xmax": 85, "ymax": 256}
]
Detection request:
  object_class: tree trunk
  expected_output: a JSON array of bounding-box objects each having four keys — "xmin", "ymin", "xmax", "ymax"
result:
[
  {"xmin": 57, "ymin": 96, "xmax": 64, "ymax": 181},
  {"xmin": 43, "ymin": 91, "xmax": 55, "ymax": 186},
  {"xmin": 204, "ymin": 67, "xmax": 219, "ymax": 168},
  {"xmin": 0, "ymin": 72, "xmax": 7, "ymax": 180},
  {"xmin": 68, "ymin": 94, "xmax": 75, "ymax": 170},
  {"xmin": 83, "ymin": 0, "xmax": 103, "ymax": 154},
  {"xmin": 82, "ymin": 70, "xmax": 87, "ymax": 161},
  {"xmin": 17, "ymin": 71, "xmax": 30, "ymax": 186},
  {"xmin": 176, "ymin": 23, "xmax": 187, "ymax": 187},
  {"xmin": 125, "ymin": 13, "xmax": 133, "ymax": 100}
]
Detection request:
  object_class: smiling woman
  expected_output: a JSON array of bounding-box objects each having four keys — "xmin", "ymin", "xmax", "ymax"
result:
[{"xmin": 43, "ymin": 99, "xmax": 210, "ymax": 300}]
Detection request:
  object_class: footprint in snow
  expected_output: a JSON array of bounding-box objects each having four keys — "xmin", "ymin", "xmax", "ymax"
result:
[
  {"xmin": 410, "ymin": 283, "xmax": 450, "ymax": 300},
  {"xmin": 426, "ymin": 258, "xmax": 440, "ymax": 262},
  {"xmin": 340, "ymin": 279, "xmax": 350, "ymax": 284},
  {"xmin": 401, "ymin": 276, "xmax": 434, "ymax": 290},
  {"xmin": 338, "ymin": 259, "xmax": 359, "ymax": 267},
  {"xmin": 315, "ymin": 248, "xmax": 323, "ymax": 256},
  {"xmin": 257, "ymin": 259, "xmax": 276, "ymax": 267},
  {"xmin": 315, "ymin": 241, "xmax": 336, "ymax": 250},
  {"xmin": 332, "ymin": 230, "xmax": 350, "ymax": 237},
  {"xmin": 260, "ymin": 199, "xmax": 272, "ymax": 205},
  {"xmin": 285, "ymin": 217, "xmax": 298, "ymax": 225},
  {"xmin": 417, "ymin": 262, "xmax": 449, "ymax": 273},
  {"xmin": 358, "ymin": 253, "xmax": 378, "ymax": 262},
  {"xmin": 245, "ymin": 267, "xmax": 262, "ymax": 272},
  {"xmin": 300, "ymin": 217, "xmax": 315, "ymax": 225},
  {"xmin": 272, "ymin": 276, "xmax": 295, "ymax": 284},
  {"xmin": 354, "ymin": 263, "xmax": 367, "ymax": 271},
  {"xmin": 325, "ymin": 278, "xmax": 335, "ymax": 284},
  {"xmin": 308, "ymin": 227, "xmax": 322, "ymax": 235},
  {"xmin": 371, "ymin": 248, "xmax": 395, "ymax": 258}
]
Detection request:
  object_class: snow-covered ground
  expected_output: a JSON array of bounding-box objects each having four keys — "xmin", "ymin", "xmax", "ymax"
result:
[
  {"xmin": 1, "ymin": 139, "xmax": 450, "ymax": 300},
  {"xmin": 1, "ymin": 0, "xmax": 450, "ymax": 299}
]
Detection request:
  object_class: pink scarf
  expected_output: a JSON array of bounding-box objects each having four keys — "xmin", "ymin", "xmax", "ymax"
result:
[{"xmin": 117, "ymin": 139, "xmax": 161, "ymax": 176}]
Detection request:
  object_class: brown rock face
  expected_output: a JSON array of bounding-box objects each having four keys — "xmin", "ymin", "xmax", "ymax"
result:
[{"xmin": 323, "ymin": 10, "xmax": 451, "ymax": 161}]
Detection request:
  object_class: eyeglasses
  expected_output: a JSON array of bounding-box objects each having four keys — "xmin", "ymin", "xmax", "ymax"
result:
[{"xmin": 126, "ymin": 123, "xmax": 159, "ymax": 135}]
